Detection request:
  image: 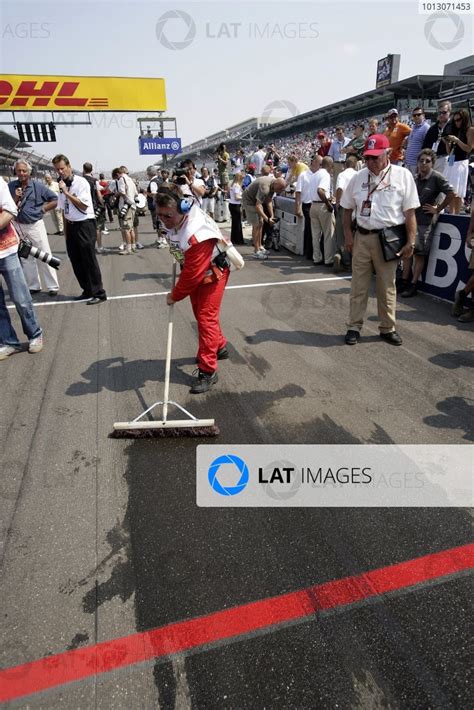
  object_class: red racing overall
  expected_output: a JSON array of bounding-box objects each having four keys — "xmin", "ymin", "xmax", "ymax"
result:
[{"xmin": 167, "ymin": 206, "xmax": 230, "ymax": 374}]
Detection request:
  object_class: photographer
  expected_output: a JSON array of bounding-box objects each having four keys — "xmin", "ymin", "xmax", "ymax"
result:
[
  {"xmin": 200, "ymin": 167, "xmax": 217, "ymax": 219},
  {"xmin": 158, "ymin": 185, "xmax": 229, "ymax": 394},
  {"xmin": 117, "ymin": 166, "xmax": 138, "ymax": 255},
  {"xmin": 0, "ymin": 179, "xmax": 43, "ymax": 359},
  {"xmin": 9, "ymin": 159, "xmax": 59, "ymax": 296},
  {"xmin": 173, "ymin": 160, "xmax": 205, "ymax": 207}
]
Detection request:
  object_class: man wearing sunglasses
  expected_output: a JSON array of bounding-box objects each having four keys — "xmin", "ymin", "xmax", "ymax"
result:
[
  {"xmin": 341, "ymin": 134, "xmax": 419, "ymax": 346},
  {"xmin": 405, "ymin": 108, "xmax": 430, "ymax": 176},
  {"xmin": 422, "ymin": 100, "xmax": 453, "ymax": 173}
]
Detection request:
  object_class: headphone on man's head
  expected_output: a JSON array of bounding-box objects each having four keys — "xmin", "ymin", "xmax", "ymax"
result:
[{"xmin": 159, "ymin": 187, "xmax": 193, "ymax": 215}]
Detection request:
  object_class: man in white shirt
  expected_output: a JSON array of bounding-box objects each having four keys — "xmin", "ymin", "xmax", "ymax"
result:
[
  {"xmin": 52, "ymin": 153, "xmax": 107, "ymax": 304},
  {"xmin": 117, "ymin": 166, "xmax": 138, "ymax": 254},
  {"xmin": 295, "ymin": 154, "xmax": 322, "ymax": 261},
  {"xmin": 341, "ymin": 134, "xmax": 419, "ymax": 346},
  {"xmin": 334, "ymin": 156, "xmax": 358, "ymax": 272},
  {"xmin": 309, "ymin": 156, "xmax": 336, "ymax": 265},
  {"xmin": 250, "ymin": 144, "xmax": 266, "ymax": 176}
]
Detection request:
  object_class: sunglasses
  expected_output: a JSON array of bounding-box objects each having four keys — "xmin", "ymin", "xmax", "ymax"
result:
[
  {"xmin": 438, "ymin": 110, "xmax": 449, "ymax": 115},
  {"xmin": 412, "ymin": 113, "xmax": 423, "ymax": 117},
  {"xmin": 418, "ymin": 159, "xmax": 432, "ymax": 164}
]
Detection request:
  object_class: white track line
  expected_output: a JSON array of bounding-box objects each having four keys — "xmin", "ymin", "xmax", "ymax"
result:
[{"xmin": 6, "ymin": 275, "xmax": 352, "ymax": 309}]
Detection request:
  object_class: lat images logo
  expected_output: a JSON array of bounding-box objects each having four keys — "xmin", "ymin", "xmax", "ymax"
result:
[
  {"xmin": 208, "ymin": 454, "xmax": 249, "ymax": 496},
  {"xmin": 155, "ymin": 10, "xmax": 196, "ymax": 50}
]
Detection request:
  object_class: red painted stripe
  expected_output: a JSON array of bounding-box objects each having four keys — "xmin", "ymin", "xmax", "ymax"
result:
[{"xmin": 0, "ymin": 544, "xmax": 472, "ymax": 703}]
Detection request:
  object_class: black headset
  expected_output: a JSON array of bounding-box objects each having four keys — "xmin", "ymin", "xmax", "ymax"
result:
[{"xmin": 159, "ymin": 187, "xmax": 193, "ymax": 215}]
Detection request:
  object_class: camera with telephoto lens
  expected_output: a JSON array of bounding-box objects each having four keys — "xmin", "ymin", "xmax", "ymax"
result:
[
  {"xmin": 119, "ymin": 204, "xmax": 130, "ymax": 218},
  {"xmin": 18, "ymin": 237, "xmax": 61, "ymax": 270},
  {"xmin": 173, "ymin": 167, "xmax": 188, "ymax": 185}
]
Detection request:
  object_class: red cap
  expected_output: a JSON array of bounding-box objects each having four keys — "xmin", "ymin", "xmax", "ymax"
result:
[
  {"xmin": 317, "ymin": 131, "xmax": 326, "ymax": 138},
  {"xmin": 363, "ymin": 134, "xmax": 390, "ymax": 156}
]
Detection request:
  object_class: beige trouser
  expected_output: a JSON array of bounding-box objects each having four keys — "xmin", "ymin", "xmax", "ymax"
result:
[
  {"xmin": 14, "ymin": 219, "xmax": 60, "ymax": 292},
  {"xmin": 332, "ymin": 162, "xmax": 345, "ymax": 191},
  {"xmin": 348, "ymin": 230, "xmax": 397, "ymax": 333},
  {"xmin": 310, "ymin": 202, "xmax": 336, "ymax": 264}
]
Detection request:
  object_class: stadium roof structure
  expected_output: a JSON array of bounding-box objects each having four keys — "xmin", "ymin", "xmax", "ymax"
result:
[
  {"xmin": 0, "ymin": 129, "xmax": 57, "ymax": 177},
  {"xmin": 256, "ymin": 74, "xmax": 474, "ymax": 140}
]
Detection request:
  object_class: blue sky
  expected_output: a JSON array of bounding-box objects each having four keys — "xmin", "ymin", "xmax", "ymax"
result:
[{"xmin": 0, "ymin": 0, "xmax": 472, "ymax": 172}]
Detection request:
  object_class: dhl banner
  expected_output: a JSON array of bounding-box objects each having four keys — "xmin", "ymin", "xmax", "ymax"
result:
[{"xmin": 0, "ymin": 75, "xmax": 166, "ymax": 112}]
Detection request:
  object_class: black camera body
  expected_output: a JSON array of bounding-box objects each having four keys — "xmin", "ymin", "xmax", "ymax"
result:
[
  {"xmin": 18, "ymin": 237, "xmax": 61, "ymax": 270},
  {"xmin": 173, "ymin": 167, "xmax": 189, "ymax": 185}
]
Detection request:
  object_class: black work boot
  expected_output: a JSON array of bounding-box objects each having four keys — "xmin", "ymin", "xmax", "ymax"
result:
[{"xmin": 189, "ymin": 369, "xmax": 218, "ymax": 394}]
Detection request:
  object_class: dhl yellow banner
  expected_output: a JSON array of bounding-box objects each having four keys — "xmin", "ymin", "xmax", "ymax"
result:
[{"xmin": 0, "ymin": 75, "xmax": 166, "ymax": 112}]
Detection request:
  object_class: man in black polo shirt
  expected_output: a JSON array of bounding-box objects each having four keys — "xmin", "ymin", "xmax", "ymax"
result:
[
  {"xmin": 422, "ymin": 100, "xmax": 453, "ymax": 174},
  {"xmin": 400, "ymin": 148, "xmax": 455, "ymax": 298}
]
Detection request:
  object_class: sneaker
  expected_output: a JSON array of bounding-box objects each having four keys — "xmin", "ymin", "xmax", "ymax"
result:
[
  {"xmin": 118, "ymin": 243, "xmax": 125, "ymax": 252},
  {"xmin": 28, "ymin": 334, "xmax": 43, "ymax": 353},
  {"xmin": 401, "ymin": 284, "xmax": 418, "ymax": 298},
  {"xmin": 0, "ymin": 344, "xmax": 21, "ymax": 360},
  {"xmin": 333, "ymin": 254, "xmax": 342, "ymax": 273},
  {"xmin": 136, "ymin": 242, "xmax": 144, "ymax": 249},
  {"xmin": 102, "ymin": 228, "xmax": 109, "ymax": 235},
  {"xmin": 157, "ymin": 240, "xmax": 168, "ymax": 249},
  {"xmin": 119, "ymin": 249, "xmax": 132, "ymax": 255},
  {"xmin": 48, "ymin": 290, "xmax": 59, "ymax": 297},
  {"xmin": 452, "ymin": 290, "xmax": 467, "ymax": 317},
  {"xmin": 189, "ymin": 369, "xmax": 218, "ymax": 394},
  {"xmin": 259, "ymin": 247, "xmax": 270, "ymax": 254},
  {"xmin": 131, "ymin": 246, "xmax": 137, "ymax": 252},
  {"xmin": 458, "ymin": 308, "xmax": 474, "ymax": 323},
  {"xmin": 96, "ymin": 247, "xmax": 105, "ymax": 254},
  {"xmin": 252, "ymin": 251, "xmax": 268, "ymax": 260}
]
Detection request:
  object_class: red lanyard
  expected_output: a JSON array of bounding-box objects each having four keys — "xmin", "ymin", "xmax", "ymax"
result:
[{"xmin": 367, "ymin": 166, "xmax": 391, "ymax": 198}]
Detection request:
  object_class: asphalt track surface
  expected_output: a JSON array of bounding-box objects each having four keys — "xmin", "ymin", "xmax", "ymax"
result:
[{"xmin": 0, "ymin": 213, "xmax": 472, "ymax": 709}]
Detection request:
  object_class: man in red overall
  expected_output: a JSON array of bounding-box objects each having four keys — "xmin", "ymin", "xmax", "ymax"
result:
[{"xmin": 157, "ymin": 186, "xmax": 230, "ymax": 394}]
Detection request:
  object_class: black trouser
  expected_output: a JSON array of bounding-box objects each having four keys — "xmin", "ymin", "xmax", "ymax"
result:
[
  {"xmin": 103, "ymin": 196, "xmax": 113, "ymax": 223},
  {"xmin": 149, "ymin": 203, "xmax": 157, "ymax": 231},
  {"xmin": 65, "ymin": 219, "xmax": 106, "ymax": 298},
  {"xmin": 229, "ymin": 203, "xmax": 244, "ymax": 244},
  {"xmin": 302, "ymin": 202, "xmax": 313, "ymax": 261}
]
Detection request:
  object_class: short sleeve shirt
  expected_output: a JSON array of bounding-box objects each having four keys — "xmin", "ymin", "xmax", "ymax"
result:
[
  {"xmin": 340, "ymin": 165, "xmax": 420, "ymax": 229},
  {"xmin": 57, "ymin": 175, "xmax": 94, "ymax": 221},
  {"xmin": 241, "ymin": 176, "xmax": 274, "ymax": 207},
  {"xmin": 9, "ymin": 179, "xmax": 57, "ymax": 224},
  {"xmin": 385, "ymin": 122, "xmax": 411, "ymax": 162},
  {"xmin": 415, "ymin": 170, "xmax": 453, "ymax": 225}
]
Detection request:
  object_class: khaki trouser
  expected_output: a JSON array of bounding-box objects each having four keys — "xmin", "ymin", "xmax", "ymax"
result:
[
  {"xmin": 309, "ymin": 202, "xmax": 336, "ymax": 264},
  {"xmin": 332, "ymin": 162, "xmax": 345, "ymax": 192},
  {"xmin": 348, "ymin": 230, "xmax": 397, "ymax": 333}
]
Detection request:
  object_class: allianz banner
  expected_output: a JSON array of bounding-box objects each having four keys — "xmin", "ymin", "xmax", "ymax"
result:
[{"xmin": 420, "ymin": 215, "xmax": 471, "ymax": 303}]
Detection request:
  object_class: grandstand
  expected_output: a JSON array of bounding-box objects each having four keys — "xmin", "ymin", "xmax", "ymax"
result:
[
  {"xmin": 174, "ymin": 64, "xmax": 474, "ymax": 168},
  {"xmin": 0, "ymin": 129, "xmax": 56, "ymax": 179}
]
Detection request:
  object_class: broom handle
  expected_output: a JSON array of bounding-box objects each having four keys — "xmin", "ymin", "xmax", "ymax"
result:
[{"xmin": 162, "ymin": 260, "xmax": 177, "ymax": 423}]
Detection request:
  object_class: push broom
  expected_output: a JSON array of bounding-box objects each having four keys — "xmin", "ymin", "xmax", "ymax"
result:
[{"xmin": 111, "ymin": 260, "xmax": 219, "ymax": 438}]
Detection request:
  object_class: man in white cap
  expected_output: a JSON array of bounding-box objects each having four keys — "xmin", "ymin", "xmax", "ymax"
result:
[{"xmin": 341, "ymin": 134, "xmax": 419, "ymax": 346}]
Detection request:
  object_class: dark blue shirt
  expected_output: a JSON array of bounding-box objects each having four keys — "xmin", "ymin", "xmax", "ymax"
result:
[{"xmin": 8, "ymin": 179, "xmax": 57, "ymax": 224}]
